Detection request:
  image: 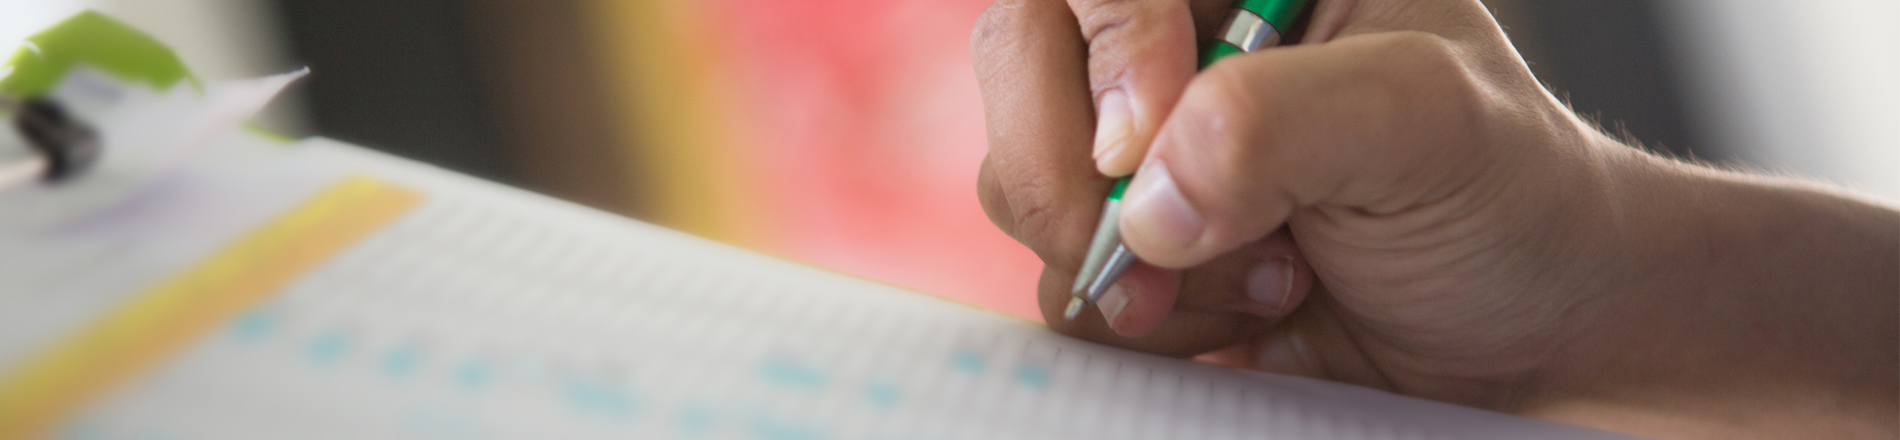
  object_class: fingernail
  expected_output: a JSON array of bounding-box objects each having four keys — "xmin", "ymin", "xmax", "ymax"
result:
[
  {"xmin": 1097, "ymin": 283, "xmax": 1131, "ymax": 333},
  {"xmin": 1092, "ymin": 91, "xmax": 1132, "ymax": 164},
  {"xmin": 1247, "ymin": 256, "xmax": 1295, "ymax": 312},
  {"xmin": 1121, "ymin": 162, "xmax": 1203, "ymax": 252}
]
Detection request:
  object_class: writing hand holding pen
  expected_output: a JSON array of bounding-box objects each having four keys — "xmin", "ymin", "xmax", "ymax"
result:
[{"xmin": 971, "ymin": 0, "xmax": 1898, "ymax": 438}]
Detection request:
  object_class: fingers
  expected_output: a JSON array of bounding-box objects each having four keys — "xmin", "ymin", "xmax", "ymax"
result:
[
  {"xmin": 1065, "ymin": 0, "xmax": 1203, "ymax": 177},
  {"xmin": 1190, "ymin": 228, "xmax": 1313, "ymax": 318},
  {"xmin": 1227, "ymin": 293, "xmax": 1397, "ymax": 391},
  {"xmin": 1042, "ymin": 260, "xmax": 1271, "ymax": 357},
  {"xmin": 971, "ymin": 0, "xmax": 1104, "ymax": 267},
  {"xmin": 1067, "ymin": 0, "xmax": 1413, "ymax": 183},
  {"xmin": 1051, "ymin": 228, "xmax": 1319, "ymax": 357},
  {"xmin": 1120, "ymin": 31, "xmax": 1499, "ymax": 268},
  {"xmin": 1109, "ymin": 228, "xmax": 1314, "ymax": 335},
  {"xmin": 1042, "ymin": 260, "xmax": 1180, "ymax": 337}
]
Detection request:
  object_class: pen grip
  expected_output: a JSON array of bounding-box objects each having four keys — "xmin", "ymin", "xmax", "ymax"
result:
[
  {"xmin": 1068, "ymin": 0, "xmax": 1312, "ymax": 312},
  {"xmin": 1200, "ymin": 0, "xmax": 1311, "ymax": 69}
]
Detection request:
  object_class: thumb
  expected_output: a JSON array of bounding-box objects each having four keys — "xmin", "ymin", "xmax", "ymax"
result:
[{"xmin": 1116, "ymin": 32, "xmax": 1495, "ymax": 267}]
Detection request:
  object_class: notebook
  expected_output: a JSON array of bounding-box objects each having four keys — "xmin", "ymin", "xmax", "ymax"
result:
[{"xmin": 0, "ymin": 122, "xmax": 1646, "ymax": 440}]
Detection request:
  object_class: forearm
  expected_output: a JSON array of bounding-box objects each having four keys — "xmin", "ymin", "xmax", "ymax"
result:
[{"xmin": 1535, "ymin": 139, "xmax": 1899, "ymax": 438}]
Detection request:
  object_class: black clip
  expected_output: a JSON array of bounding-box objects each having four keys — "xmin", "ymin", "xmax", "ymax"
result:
[{"xmin": 11, "ymin": 98, "xmax": 102, "ymax": 183}]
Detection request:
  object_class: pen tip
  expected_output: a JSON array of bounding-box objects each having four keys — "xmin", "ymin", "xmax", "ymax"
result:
[{"xmin": 1062, "ymin": 298, "xmax": 1085, "ymax": 321}]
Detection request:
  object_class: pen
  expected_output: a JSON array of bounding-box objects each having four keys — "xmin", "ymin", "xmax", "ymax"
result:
[{"xmin": 1065, "ymin": 0, "xmax": 1313, "ymax": 321}]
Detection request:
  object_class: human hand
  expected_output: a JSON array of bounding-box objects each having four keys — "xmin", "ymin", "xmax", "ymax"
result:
[
  {"xmin": 972, "ymin": 0, "xmax": 1898, "ymax": 437},
  {"xmin": 976, "ymin": 0, "xmax": 1605, "ymax": 400}
]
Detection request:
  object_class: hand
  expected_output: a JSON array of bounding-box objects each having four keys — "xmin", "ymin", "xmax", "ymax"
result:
[{"xmin": 971, "ymin": 0, "xmax": 1899, "ymax": 438}]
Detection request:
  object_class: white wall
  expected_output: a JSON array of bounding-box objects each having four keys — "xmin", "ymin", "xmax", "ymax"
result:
[{"xmin": 1659, "ymin": 0, "xmax": 1900, "ymax": 202}]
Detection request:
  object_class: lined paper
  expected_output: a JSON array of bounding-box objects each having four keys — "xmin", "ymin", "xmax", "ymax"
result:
[{"xmin": 7, "ymin": 137, "xmax": 1638, "ymax": 440}]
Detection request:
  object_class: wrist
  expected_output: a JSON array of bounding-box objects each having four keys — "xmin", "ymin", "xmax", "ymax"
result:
[{"xmin": 1528, "ymin": 138, "xmax": 1899, "ymax": 438}]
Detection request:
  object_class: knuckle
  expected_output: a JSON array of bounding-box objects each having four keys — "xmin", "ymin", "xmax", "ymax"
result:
[
  {"xmin": 976, "ymin": 156, "xmax": 1016, "ymax": 233},
  {"xmin": 970, "ymin": 0, "xmax": 1049, "ymax": 88},
  {"xmin": 1178, "ymin": 62, "xmax": 1265, "ymax": 165},
  {"xmin": 1368, "ymin": 32, "xmax": 1490, "ymax": 203},
  {"xmin": 1352, "ymin": 32, "xmax": 1484, "ymax": 154},
  {"xmin": 1068, "ymin": 0, "xmax": 1144, "ymax": 40},
  {"xmin": 1164, "ymin": 63, "xmax": 1275, "ymax": 216},
  {"xmin": 1066, "ymin": 0, "xmax": 1195, "ymax": 98},
  {"xmin": 975, "ymin": 154, "xmax": 1074, "ymax": 256},
  {"xmin": 1382, "ymin": 32, "xmax": 1482, "ymax": 112},
  {"xmin": 1005, "ymin": 174, "xmax": 1068, "ymax": 248},
  {"xmin": 1071, "ymin": 0, "xmax": 1184, "ymax": 75},
  {"xmin": 1189, "ymin": 62, "xmax": 1261, "ymax": 123},
  {"xmin": 970, "ymin": 0, "xmax": 1024, "ymax": 58}
]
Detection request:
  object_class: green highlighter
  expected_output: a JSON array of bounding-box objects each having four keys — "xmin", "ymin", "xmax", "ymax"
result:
[{"xmin": 1065, "ymin": 0, "xmax": 1313, "ymax": 321}]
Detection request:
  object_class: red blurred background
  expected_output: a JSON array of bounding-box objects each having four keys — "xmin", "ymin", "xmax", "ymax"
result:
[{"xmin": 718, "ymin": 0, "xmax": 1043, "ymax": 318}]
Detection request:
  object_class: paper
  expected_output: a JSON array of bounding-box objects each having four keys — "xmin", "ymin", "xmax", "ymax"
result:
[
  {"xmin": 0, "ymin": 132, "xmax": 1639, "ymax": 440},
  {"xmin": 0, "ymin": 66, "xmax": 305, "ymax": 231}
]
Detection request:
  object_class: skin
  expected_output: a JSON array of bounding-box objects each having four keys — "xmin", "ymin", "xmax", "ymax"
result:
[{"xmin": 969, "ymin": 0, "xmax": 1900, "ymax": 438}]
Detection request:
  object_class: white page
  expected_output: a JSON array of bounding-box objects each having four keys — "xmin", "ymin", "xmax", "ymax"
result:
[
  {"xmin": 8, "ymin": 136, "xmax": 1642, "ymax": 440},
  {"xmin": 0, "ymin": 70, "xmax": 323, "ymax": 367}
]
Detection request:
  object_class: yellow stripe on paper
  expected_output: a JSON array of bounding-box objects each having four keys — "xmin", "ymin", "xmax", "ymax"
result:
[{"xmin": 0, "ymin": 176, "xmax": 424, "ymax": 440}]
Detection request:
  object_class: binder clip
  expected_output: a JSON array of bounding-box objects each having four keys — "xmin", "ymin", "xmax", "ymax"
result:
[
  {"xmin": 0, "ymin": 11, "xmax": 302, "ymax": 231},
  {"xmin": 0, "ymin": 96, "xmax": 103, "ymax": 188}
]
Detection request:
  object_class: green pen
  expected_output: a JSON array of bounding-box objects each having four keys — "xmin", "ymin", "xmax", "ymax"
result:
[{"xmin": 1065, "ymin": 0, "xmax": 1313, "ymax": 321}]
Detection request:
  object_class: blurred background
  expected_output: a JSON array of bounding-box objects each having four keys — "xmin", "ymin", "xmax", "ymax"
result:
[{"xmin": 1, "ymin": 0, "xmax": 1893, "ymax": 321}]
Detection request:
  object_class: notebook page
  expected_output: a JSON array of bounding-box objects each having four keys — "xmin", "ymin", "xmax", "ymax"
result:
[
  {"xmin": 0, "ymin": 132, "xmax": 339, "ymax": 370},
  {"xmin": 48, "ymin": 138, "xmax": 1638, "ymax": 440}
]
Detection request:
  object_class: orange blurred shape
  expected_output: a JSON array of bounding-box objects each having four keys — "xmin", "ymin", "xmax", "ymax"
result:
[{"xmin": 589, "ymin": 0, "xmax": 1045, "ymax": 320}]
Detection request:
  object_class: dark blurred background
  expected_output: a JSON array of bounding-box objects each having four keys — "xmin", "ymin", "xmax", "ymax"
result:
[
  {"xmin": 274, "ymin": 0, "xmax": 634, "ymax": 212},
  {"xmin": 268, "ymin": 0, "xmax": 1722, "ymax": 198},
  {"xmin": 12, "ymin": 0, "xmax": 1891, "ymax": 318}
]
